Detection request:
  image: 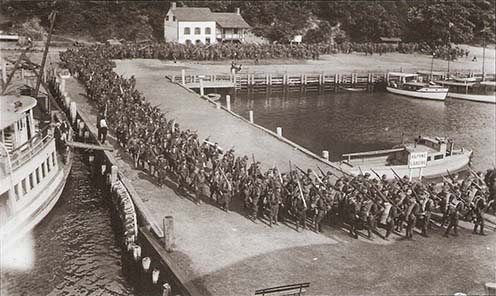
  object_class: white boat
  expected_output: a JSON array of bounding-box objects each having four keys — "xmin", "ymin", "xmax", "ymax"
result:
[
  {"xmin": 386, "ymin": 72, "xmax": 448, "ymax": 101},
  {"xmin": 0, "ymin": 95, "xmax": 72, "ymax": 249},
  {"xmin": 342, "ymin": 136, "xmax": 472, "ymax": 180},
  {"xmin": 435, "ymin": 79, "xmax": 496, "ymax": 104}
]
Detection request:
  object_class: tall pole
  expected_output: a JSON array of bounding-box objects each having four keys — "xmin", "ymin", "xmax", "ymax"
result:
[
  {"xmin": 430, "ymin": 53, "xmax": 435, "ymax": 81},
  {"xmin": 482, "ymin": 33, "xmax": 486, "ymax": 81},
  {"xmin": 447, "ymin": 22, "xmax": 453, "ymax": 79},
  {"xmin": 34, "ymin": 10, "xmax": 56, "ymax": 99}
]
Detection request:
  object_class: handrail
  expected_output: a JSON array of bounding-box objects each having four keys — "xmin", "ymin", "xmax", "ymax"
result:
[
  {"xmin": 8, "ymin": 133, "xmax": 53, "ymax": 171},
  {"xmin": 342, "ymin": 147, "xmax": 405, "ymax": 158},
  {"xmin": 9, "ymin": 124, "xmax": 52, "ymax": 157}
]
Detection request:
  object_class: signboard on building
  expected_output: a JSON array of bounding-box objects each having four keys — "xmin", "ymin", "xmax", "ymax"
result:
[{"xmin": 408, "ymin": 152, "xmax": 428, "ymax": 169}]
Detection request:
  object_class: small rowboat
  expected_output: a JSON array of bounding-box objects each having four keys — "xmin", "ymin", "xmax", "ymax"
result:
[
  {"xmin": 339, "ymin": 86, "xmax": 367, "ymax": 92},
  {"xmin": 205, "ymin": 93, "xmax": 221, "ymax": 101}
]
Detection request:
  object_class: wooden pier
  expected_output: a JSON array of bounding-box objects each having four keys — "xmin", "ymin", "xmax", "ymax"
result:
[{"xmin": 169, "ymin": 71, "xmax": 496, "ymax": 93}]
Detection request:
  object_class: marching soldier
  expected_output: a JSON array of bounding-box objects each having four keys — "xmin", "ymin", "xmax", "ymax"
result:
[
  {"xmin": 444, "ymin": 197, "xmax": 463, "ymax": 237},
  {"xmin": 405, "ymin": 196, "xmax": 418, "ymax": 240},
  {"xmin": 269, "ymin": 186, "xmax": 281, "ymax": 227}
]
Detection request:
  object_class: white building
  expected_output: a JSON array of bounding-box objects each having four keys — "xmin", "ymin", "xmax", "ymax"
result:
[{"xmin": 164, "ymin": 2, "xmax": 251, "ymax": 45}]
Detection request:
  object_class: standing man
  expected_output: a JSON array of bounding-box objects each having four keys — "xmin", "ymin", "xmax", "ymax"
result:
[{"xmin": 98, "ymin": 117, "xmax": 108, "ymax": 144}]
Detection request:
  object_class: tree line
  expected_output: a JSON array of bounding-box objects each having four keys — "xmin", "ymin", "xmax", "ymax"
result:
[{"xmin": 1, "ymin": 0, "xmax": 495, "ymax": 45}]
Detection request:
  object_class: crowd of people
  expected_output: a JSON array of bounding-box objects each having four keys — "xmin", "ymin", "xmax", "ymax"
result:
[
  {"xmin": 59, "ymin": 44, "xmax": 495, "ymax": 241},
  {"xmin": 70, "ymin": 40, "xmax": 470, "ymax": 63}
]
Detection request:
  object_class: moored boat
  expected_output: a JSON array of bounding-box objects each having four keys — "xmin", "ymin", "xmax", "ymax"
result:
[
  {"xmin": 341, "ymin": 136, "xmax": 472, "ymax": 180},
  {"xmin": 386, "ymin": 72, "xmax": 448, "ymax": 101},
  {"xmin": 0, "ymin": 94, "xmax": 73, "ymax": 249},
  {"xmin": 435, "ymin": 78, "xmax": 496, "ymax": 104}
]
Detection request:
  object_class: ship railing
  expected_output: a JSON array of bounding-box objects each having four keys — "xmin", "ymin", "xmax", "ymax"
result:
[{"xmin": 6, "ymin": 125, "xmax": 54, "ymax": 172}]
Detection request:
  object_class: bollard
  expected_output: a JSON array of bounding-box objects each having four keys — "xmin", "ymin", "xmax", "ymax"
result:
[
  {"xmin": 139, "ymin": 257, "xmax": 152, "ymax": 293},
  {"xmin": 130, "ymin": 244, "xmax": 142, "ymax": 287},
  {"xmin": 486, "ymin": 282, "xmax": 496, "ymax": 295},
  {"xmin": 199, "ymin": 78, "xmax": 204, "ymax": 96},
  {"xmin": 322, "ymin": 150, "xmax": 329, "ymax": 160},
  {"xmin": 69, "ymin": 102, "xmax": 77, "ymax": 124},
  {"xmin": 162, "ymin": 283, "xmax": 172, "ymax": 296},
  {"xmin": 151, "ymin": 269, "xmax": 162, "ymax": 295},
  {"xmin": 215, "ymin": 102, "xmax": 221, "ymax": 109},
  {"xmin": 276, "ymin": 127, "xmax": 283, "ymax": 138},
  {"xmin": 181, "ymin": 69, "xmax": 185, "ymax": 85},
  {"xmin": 163, "ymin": 216, "xmax": 175, "ymax": 252},
  {"xmin": 110, "ymin": 165, "xmax": 118, "ymax": 185},
  {"xmin": 226, "ymin": 95, "xmax": 231, "ymax": 111},
  {"xmin": 249, "ymin": 110, "xmax": 254, "ymax": 123},
  {"xmin": 152, "ymin": 269, "xmax": 160, "ymax": 284}
]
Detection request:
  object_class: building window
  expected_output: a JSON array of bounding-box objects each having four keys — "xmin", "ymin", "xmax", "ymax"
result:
[
  {"xmin": 205, "ymin": 27, "xmax": 211, "ymax": 34},
  {"xmin": 166, "ymin": 15, "xmax": 170, "ymax": 21},
  {"xmin": 233, "ymin": 28, "xmax": 239, "ymax": 34},
  {"xmin": 52, "ymin": 152, "xmax": 56, "ymax": 167},
  {"xmin": 194, "ymin": 27, "xmax": 201, "ymax": 35},
  {"xmin": 42, "ymin": 162, "xmax": 46, "ymax": 178},
  {"xmin": 47, "ymin": 157, "xmax": 51, "ymax": 172},
  {"xmin": 173, "ymin": 16, "xmax": 176, "ymax": 21},
  {"xmin": 29, "ymin": 173, "xmax": 34, "ymax": 189},
  {"xmin": 184, "ymin": 27, "xmax": 190, "ymax": 35},
  {"xmin": 14, "ymin": 184, "xmax": 19, "ymax": 201},
  {"xmin": 185, "ymin": 39, "xmax": 192, "ymax": 45},
  {"xmin": 36, "ymin": 168, "xmax": 40, "ymax": 184},
  {"xmin": 21, "ymin": 178, "xmax": 27, "ymax": 195},
  {"xmin": 205, "ymin": 38, "xmax": 211, "ymax": 45}
]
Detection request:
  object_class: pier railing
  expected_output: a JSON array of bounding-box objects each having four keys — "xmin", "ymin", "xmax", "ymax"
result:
[{"xmin": 169, "ymin": 71, "xmax": 496, "ymax": 92}]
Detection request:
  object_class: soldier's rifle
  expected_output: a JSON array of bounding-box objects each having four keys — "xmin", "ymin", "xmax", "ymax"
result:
[
  {"xmin": 296, "ymin": 178, "xmax": 308, "ymax": 209},
  {"xmin": 441, "ymin": 176, "xmax": 470, "ymax": 207},
  {"xmin": 295, "ymin": 166, "xmax": 326, "ymax": 199},
  {"xmin": 391, "ymin": 168, "xmax": 421, "ymax": 203},
  {"xmin": 220, "ymin": 167, "xmax": 232, "ymax": 191}
]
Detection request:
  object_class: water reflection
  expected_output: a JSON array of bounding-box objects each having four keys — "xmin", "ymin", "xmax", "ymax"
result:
[
  {"xmin": 230, "ymin": 90, "xmax": 495, "ymax": 171},
  {"xmin": 1, "ymin": 154, "xmax": 133, "ymax": 296}
]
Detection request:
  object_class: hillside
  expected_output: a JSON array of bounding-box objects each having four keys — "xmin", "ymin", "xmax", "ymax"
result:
[{"xmin": 1, "ymin": 0, "xmax": 495, "ymax": 44}]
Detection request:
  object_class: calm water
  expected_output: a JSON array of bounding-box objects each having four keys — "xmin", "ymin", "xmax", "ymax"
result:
[
  {"xmin": 229, "ymin": 90, "xmax": 496, "ymax": 171},
  {"xmin": 1, "ymin": 154, "xmax": 133, "ymax": 296}
]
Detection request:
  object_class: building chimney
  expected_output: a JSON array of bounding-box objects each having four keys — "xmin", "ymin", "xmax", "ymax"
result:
[
  {"xmin": 235, "ymin": 7, "xmax": 240, "ymax": 15},
  {"xmin": 171, "ymin": 2, "xmax": 176, "ymax": 9}
]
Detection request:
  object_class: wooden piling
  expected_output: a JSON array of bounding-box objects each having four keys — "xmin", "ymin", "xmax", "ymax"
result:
[
  {"xmin": 249, "ymin": 110, "xmax": 254, "ymax": 123},
  {"xmin": 163, "ymin": 216, "xmax": 175, "ymax": 252},
  {"xmin": 226, "ymin": 95, "xmax": 231, "ymax": 111}
]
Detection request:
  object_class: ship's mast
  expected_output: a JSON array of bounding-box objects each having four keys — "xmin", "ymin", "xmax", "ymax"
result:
[{"xmin": 34, "ymin": 10, "xmax": 56, "ymax": 99}]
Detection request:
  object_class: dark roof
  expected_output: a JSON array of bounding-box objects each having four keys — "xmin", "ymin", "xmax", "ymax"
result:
[
  {"xmin": 172, "ymin": 7, "xmax": 214, "ymax": 22},
  {"xmin": 379, "ymin": 37, "xmax": 402, "ymax": 42},
  {"xmin": 214, "ymin": 13, "xmax": 251, "ymax": 29},
  {"xmin": 170, "ymin": 7, "xmax": 251, "ymax": 28}
]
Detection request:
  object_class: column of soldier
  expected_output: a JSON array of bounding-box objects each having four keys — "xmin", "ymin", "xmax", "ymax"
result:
[
  {"xmin": 60, "ymin": 45, "xmax": 494, "ymax": 241},
  {"xmin": 70, "ymin": 40, "xmax": 468, "ymax": 62}
]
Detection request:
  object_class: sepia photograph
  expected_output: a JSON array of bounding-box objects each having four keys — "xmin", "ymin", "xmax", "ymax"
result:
[{"xmin": 0, "ymin": 1, "xmax": 495, "ymax": 295}]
